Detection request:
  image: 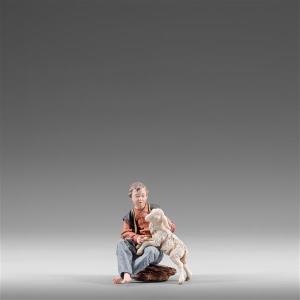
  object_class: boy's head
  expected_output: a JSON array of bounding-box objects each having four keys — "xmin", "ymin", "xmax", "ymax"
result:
[{"xmin": 128, "ymin": 181, "xmax": 149, "ymax": 209}]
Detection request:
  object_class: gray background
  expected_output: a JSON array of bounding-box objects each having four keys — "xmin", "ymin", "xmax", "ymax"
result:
[{"xmin": 1, "ymin": 0, "xmax": 299, "ymax": 299}]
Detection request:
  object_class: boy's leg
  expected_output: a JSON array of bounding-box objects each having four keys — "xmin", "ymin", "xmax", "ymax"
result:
[
  {"xmin": 132, "ymin": 246, "xmax": 164, "ymax": 275},
  {"xmin": 115, "ymin": 239, "xmax": 136, "ymax": 278}
]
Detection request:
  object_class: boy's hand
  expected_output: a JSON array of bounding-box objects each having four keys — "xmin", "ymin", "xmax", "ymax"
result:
[{"xmin": 136, "ymin": 235, "xmax": 148, "ymax": 244}]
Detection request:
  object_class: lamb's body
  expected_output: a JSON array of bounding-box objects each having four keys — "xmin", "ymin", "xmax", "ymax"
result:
[
  {"xmin": 136, "ymin": 208, "xmax": 192, "ymax": 284},
  {"xmin": 159, "ymin": 232, "xmax": 186, "ymax": 258},
  {"xmin": 149, "ymin": 223, "xmax": 187, "ymax": 260}
]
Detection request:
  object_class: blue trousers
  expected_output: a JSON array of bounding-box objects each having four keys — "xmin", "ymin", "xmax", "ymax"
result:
[{"xmin": 116, "ymin": 238, "xmax": 164, "ymax": 278}]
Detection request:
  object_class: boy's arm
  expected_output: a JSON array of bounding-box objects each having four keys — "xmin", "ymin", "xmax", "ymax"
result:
[{"xmin": 120, "ymin": 221, "xmax": 140, "ymax": 243}]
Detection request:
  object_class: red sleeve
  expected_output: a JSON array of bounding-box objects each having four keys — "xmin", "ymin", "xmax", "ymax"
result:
[{"xmin": 120, "ymin": 221, "xmax": 139, "ymax": 243}]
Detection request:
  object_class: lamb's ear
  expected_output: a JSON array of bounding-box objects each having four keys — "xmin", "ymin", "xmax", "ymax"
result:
[{"xmin": 161, "ymin": 215, "xmax": 171, "ymax": 230}]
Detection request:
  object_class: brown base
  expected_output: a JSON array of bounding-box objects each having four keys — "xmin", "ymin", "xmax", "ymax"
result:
[{"xmin": 131, "ymin": 264, "xmax": 177, "ymax": 282}]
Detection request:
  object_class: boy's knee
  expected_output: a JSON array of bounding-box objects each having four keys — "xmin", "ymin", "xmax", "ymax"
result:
[
  {"xmin": 116, "ymin": 239, "xmax": 127, "ymax": 252},
  {"xmin": 117, "ymin": 239, "xmax": 125, "ymax": 245}
]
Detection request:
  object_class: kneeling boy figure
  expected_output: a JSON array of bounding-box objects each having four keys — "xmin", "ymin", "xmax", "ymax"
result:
[{"xmin": 112, "ymin": 181, "xmax": 176, "ymax": 284}]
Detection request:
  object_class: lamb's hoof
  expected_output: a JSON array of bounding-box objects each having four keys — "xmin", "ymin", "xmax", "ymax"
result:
[
  {"xmin": 178, "ymin": 277, "xmax": 185, "ymax": 284},
  {"xmin": 185, "ymin": 272, "xmax": 192, "ymax": 281}
]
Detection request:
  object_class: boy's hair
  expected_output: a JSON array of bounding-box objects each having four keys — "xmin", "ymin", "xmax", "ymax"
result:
[{"xmin": 128, "ymin": 181, "xmax": 149, "ymax": 198}]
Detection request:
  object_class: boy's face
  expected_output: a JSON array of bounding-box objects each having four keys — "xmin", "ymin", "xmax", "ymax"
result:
[{"xmin": 131, "ymin": 187, "xmax": 148, "ymax": 209}]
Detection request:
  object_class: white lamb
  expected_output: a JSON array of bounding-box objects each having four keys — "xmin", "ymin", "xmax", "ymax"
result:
[{"xmin": 136, "ymin": 208, "xmax": 192, "ymax": 284}]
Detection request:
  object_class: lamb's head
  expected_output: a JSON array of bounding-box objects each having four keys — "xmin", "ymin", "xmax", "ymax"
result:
[{"xmin": 145, "ymin": 208, "xmax": 171, "ymax": 231}]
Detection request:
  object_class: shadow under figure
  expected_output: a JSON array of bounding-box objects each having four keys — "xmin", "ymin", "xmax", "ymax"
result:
[{"xmin": 136, "ymin": 208, "xmax": 192, "ymax": 284}]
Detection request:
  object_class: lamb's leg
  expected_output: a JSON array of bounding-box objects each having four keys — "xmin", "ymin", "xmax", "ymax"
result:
[
  {"xmin": 181, "ymin": 250, "xmax": 192, "ymax": 281},
  {"xmin": 169, "ymin": 254, "xmax": 185, "ymax": 284},
  {"xmin": 136, "ymin": 240, "xmax": 157, "ymax": 256},
  {"xmin": 183, "ymin": 264, "xmax": 192, "ymax": 281}
]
